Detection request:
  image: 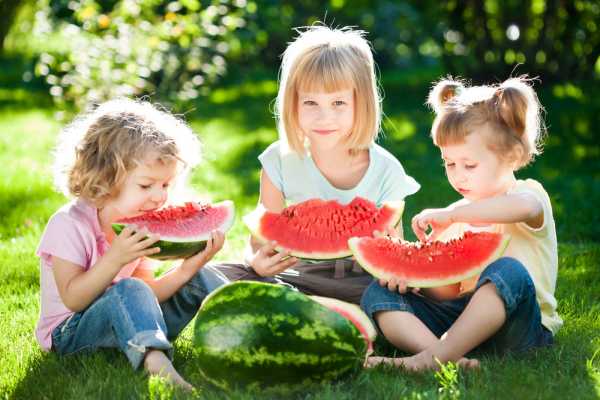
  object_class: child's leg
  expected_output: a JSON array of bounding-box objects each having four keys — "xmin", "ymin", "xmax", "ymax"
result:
[
  {"xmin": 51, "ymin": 278, "xmax": 190, "ymax": 386},
  {"xmin": 360, "ymin": 280, "xmax": 466, "ymax": 352},
  {"xmin": 52, "ymin": 278, "xmax": 172, "ymax": 366},
  {"xmin": 278, "ymin": 259, "xmax": 373, "ymax": 304},
  {"xmin": 159, "ymin": 265, "xmax": 229, "ymax": 339},
  {"xmin": 398, "ymin": 257, "xmax": 550, "ymax": 371}
]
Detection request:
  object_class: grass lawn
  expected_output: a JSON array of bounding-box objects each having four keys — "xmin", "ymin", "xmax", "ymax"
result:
[{"xmin": 0, "ymin": 59, "xmax": 599, "ymax": 399}]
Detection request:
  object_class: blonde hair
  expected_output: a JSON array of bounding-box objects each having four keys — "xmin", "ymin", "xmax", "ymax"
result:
[
  {"xmin": 276, "ymin": 25, "xmax": 381, "ymax": 155},
  {"xmin": 427, "ymin": 76, "xmax": 545, "ymax": 169},
  {"xmin": 53, "ymin": 98, "xmax": 201, "ymax": 206}
]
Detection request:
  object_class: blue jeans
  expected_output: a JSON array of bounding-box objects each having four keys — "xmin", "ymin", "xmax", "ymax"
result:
[
  {"xmin": 51, "ymin": 265, "xmax": 229, "ymax": 369},
  {"xmin": 360, "ymin": 257, "xmax": 554, "ymax": 354}
]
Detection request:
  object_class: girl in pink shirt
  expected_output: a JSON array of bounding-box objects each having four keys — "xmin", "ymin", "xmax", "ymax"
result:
[{"xmin": 37, "ymin": 98, "xmax": 229, "ymax": 390}]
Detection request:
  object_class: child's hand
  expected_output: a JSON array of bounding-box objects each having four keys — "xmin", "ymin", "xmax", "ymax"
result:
[
  {"xmin": 181, "ymin": 231, "xmax": 225, "ymax": 273},
  {"xmin": 104, "ymin": 226, "xmax": 161, "ymax": 267},
  {"xmin": 249, "ymin": 241, "xmax": 298, "ymax": 277},
  {"xmin": 378, "ymin": 277, "xmax": 421, "ymax": 295},
  {"xmin": 411, "ymin": 209, "xmax": 454, "ymax": 242}
]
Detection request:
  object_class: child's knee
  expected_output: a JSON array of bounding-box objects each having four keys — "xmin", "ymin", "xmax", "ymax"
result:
[
  {"xmin": 112, "ymin": 278, "xmax": 154, "ymax": 299},
  {"xmin": 360, "ymin": 280, "xmax": 412, "ymax": 323},
  {"xmin": 477, "ymin": 257, "xmax": 536, "ymax": 316}
]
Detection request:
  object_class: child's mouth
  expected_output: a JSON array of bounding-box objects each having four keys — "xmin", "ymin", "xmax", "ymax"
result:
[{"xmin": 313, "ymin": 129, "xmax": 336, "ymax": 136}]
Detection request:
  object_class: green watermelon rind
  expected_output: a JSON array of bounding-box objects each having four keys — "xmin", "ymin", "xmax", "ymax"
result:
[
  {"xmin": 111, "ymin": 200, "xmax": 235, "ymax": 260},
  {"xmin": 309, "ymin": 295, "xmax": 377, "ymax": 345},
  {"xmin": 348, "ymin": 234, "xmax": 511, "ymax": 288},
  {"xmin": 243, "ymin": 200, "xmax": 404, "ymax": 260},
  {"xmin": 193, "ymin": 281, "xmax": 366, "ymax": 390}
]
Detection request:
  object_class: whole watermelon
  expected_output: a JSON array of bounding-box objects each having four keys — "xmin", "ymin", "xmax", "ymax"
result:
[{"xmin": 192, "ymin": 281, "xmax": 367, "ymax": 390}]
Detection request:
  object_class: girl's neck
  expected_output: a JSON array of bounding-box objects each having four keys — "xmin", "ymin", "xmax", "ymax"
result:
[
  {"xmin": 97, "ymin": 205, "xmax": 118, "ymax": 242},
  {"xmin": 309, "ymin": 143, "xmax": 366, "ymax": 167},
  {"xmin": 495, "ymin": 173, "xmax": 518, "ymax": 196},
  {"xmin": 309, "ymin": 144, "xmax": 370, "ymax": 190}
]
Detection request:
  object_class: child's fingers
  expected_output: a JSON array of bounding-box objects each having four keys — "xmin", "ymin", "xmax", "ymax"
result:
[
  {"xmin": 259, "ymin": 241, "xmax": 278, "ymax": 257},
  {"xmin": 265, "ymin": 256, "xmax": 298, "ymax": 275},
  {"xmin": 130, "ymin": 227, "xmax": 151, "ymax": 243},
  {"xmin": 268, "ymin": 249, "xmax": 292, "ymax": 264},
  {"xmin": 136, "ymin": 234, "xmax": 161, "ymax": 249},
  {"xmin": 214, "ymin": 230, "xmax": 225, "ymax": 246},
  {"xmin": 140, "ymin": 246, "xmax": 161, "ymax": 257},
  {"xmin": 397, "ymin": 280, "xmax": 408, "ymax": 294},
  {"xmin": 412, "ymin": 219, "xmax": 428, "ymax": 242},
  {"xmin": 386, "ymin": 277, "xmax": 398, "ymax": 292},
  {"xmin": 118, "ymin": 226, "xmax": 136, "ymax": 238}
]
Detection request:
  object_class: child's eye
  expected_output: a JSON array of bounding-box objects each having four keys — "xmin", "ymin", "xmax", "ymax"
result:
[
  {"xmin": 445, "ymin": 162, "xmax": 455, "ymax": 168},
  {"xmin": 162, "ymin": 182, "xmax": 171, "ymax": 189},
  {"xmin": 138, "ymin": 184, "xmax": 151, "ymax": 190},
  {"xmin": 334, "ymin": 100, "xmax": 346, "ymax": 106},
  {"xmin": 303, "ymin": 100, "xmax": 317, "ymax": 106},
  {"xmin": 465, "ymin": 164, "xmax": 477, "ymax": 170}
]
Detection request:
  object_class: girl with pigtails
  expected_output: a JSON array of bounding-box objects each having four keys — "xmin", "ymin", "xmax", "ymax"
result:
[{"xmin": 361, "ymin": 77, "xmax": 562, "ymax": 371}]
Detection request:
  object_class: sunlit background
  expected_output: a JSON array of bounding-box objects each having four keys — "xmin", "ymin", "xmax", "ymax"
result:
[{"xmin": 1, "ymin": 1, "xmax": 599, "ymax": 398}]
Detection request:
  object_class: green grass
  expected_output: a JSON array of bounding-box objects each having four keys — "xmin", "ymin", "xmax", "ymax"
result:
[{"xmin": 1, "ymin": 61, "xmax": 599, "ymax": 399}]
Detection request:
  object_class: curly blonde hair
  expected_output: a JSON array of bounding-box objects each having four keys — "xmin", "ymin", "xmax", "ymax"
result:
[
  {"xmin": 53, "ymin": 98, "xmax": 201, "ymax": 206},
  {"xmin": 276, "ymin": 25, "xmax": 381, "ymax": 155}
]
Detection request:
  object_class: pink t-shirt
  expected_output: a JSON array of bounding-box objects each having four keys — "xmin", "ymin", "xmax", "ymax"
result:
[{"xmin": 35, "ymin": 199, "xmax": 153, "ymax": 351}]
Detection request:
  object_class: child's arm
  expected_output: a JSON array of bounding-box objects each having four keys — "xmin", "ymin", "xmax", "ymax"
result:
[
  {"xmin": 133, "ymin": 231, "xmax": 224, "ymax": 302},
  {"xmin": 243, "ymin": 170, "xmax": 298, "ymax": 276},
  {"xmin": 413, "ymin": 193, "xmax": 543, "ymax": 242},
  {"xmin": 52, "ymin": 227, "xmax": 161, "ymax": 312}
]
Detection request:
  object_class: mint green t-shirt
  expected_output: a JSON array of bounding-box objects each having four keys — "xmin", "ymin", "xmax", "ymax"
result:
[{"xmin": 259, "ymin": 141, "xmax": 420, "ymax": 206}]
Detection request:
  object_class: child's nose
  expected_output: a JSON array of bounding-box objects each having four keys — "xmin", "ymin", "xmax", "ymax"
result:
[
  {"xmin": 151, "ymin": 187, "xmax": 167, "ymax": 203},
  {"xmin": 317, "ymin": 107, "xmax": 333, "ymax": 122}
]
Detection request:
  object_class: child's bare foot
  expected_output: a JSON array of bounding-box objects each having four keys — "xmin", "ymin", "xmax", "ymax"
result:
[
  {"xmin": 457, "ymin": 357, "xmax": 480, "ymax": 369},
  {"xmin": 143, "ymin": 350, "xmax": 193, "ymax": 391}
]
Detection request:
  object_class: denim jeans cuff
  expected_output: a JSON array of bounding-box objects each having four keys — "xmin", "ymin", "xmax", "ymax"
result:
[
  {"xmin": 476, "ymin": 274, "xmax": 517, "ymax": 317},
  {"xmin": 364, "ymin": 302, "xmax": 411, "ymax": 333},
  {"xmin": 125, "ymin": 330, "xmax": 173, "ymax": 370}
]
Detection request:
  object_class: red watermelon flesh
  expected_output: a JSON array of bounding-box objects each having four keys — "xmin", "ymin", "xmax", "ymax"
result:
[
  {"xmin": 112, "ymin": 200, "xmax": 234, "ymax": 260},
  {"xmin": 116, "ymin": 200, "xmax": 234, "ymax": 241},
  {"xmin": 244, "ymin": 197, "xmax": 404, "ymax": 260},
  {"xmin": 348, "ymin": 232, "xmax": 510, "ymax": 287}
]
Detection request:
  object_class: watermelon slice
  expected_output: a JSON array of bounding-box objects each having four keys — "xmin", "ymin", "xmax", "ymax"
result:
[
  {"xmin": 243, "ymin": 197, "xmax": 404, "ymax": 260},
  {"xmin": 112, "ymin": 200, "xmax": 234, "ymax": 260},
  {"xmin": 348, "ymin": 232, "xmax": 510, "ymax": 287}
]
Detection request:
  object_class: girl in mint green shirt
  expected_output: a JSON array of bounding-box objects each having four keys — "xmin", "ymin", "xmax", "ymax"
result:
[{"xmin": 216, "ymin": 25, "xmax": 419, "ymax": 303}]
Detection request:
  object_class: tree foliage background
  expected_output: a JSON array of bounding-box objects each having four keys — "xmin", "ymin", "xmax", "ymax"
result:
[{"xmin": 2, "ymin": 0, "xmax": 599, "ymax": 108}]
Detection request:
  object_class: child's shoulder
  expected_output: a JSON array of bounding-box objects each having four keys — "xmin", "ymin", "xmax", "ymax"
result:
[
  {"xmin": 512, "ymin": 179, "xmax": 551, "ymax": 204},
  {"xmin": 370, "ymin": 143, "xmax": 404, "ymax": 168},
  {"xmin": 45, "ymin": 199, "xmax": 98, "ymax": 234}
]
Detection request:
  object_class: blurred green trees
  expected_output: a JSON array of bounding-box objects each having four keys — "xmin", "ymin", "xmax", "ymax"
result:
[
  {"xmin": 4, "ymin": 0, "xmax": 599, "ymax": 109},
  {"xmin": 29, "ymin": 0, "xmax": 249, "ymax": 108}
]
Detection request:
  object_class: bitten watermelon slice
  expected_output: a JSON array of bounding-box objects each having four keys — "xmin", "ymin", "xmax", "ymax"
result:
[
  {"xmin": 348, "ymin": 232, "xmax": 510, "ymax": 287},
  {"xmin": 112, "ymin": 200, "xmax": 234, "ymax": 260},
  {"xmin": 193, "ymin": 281, "xmax": 370, "ymax": 390},
  {"xmin": 244, "ymin": 197, "xmax": 404, "ymax": 260}
]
